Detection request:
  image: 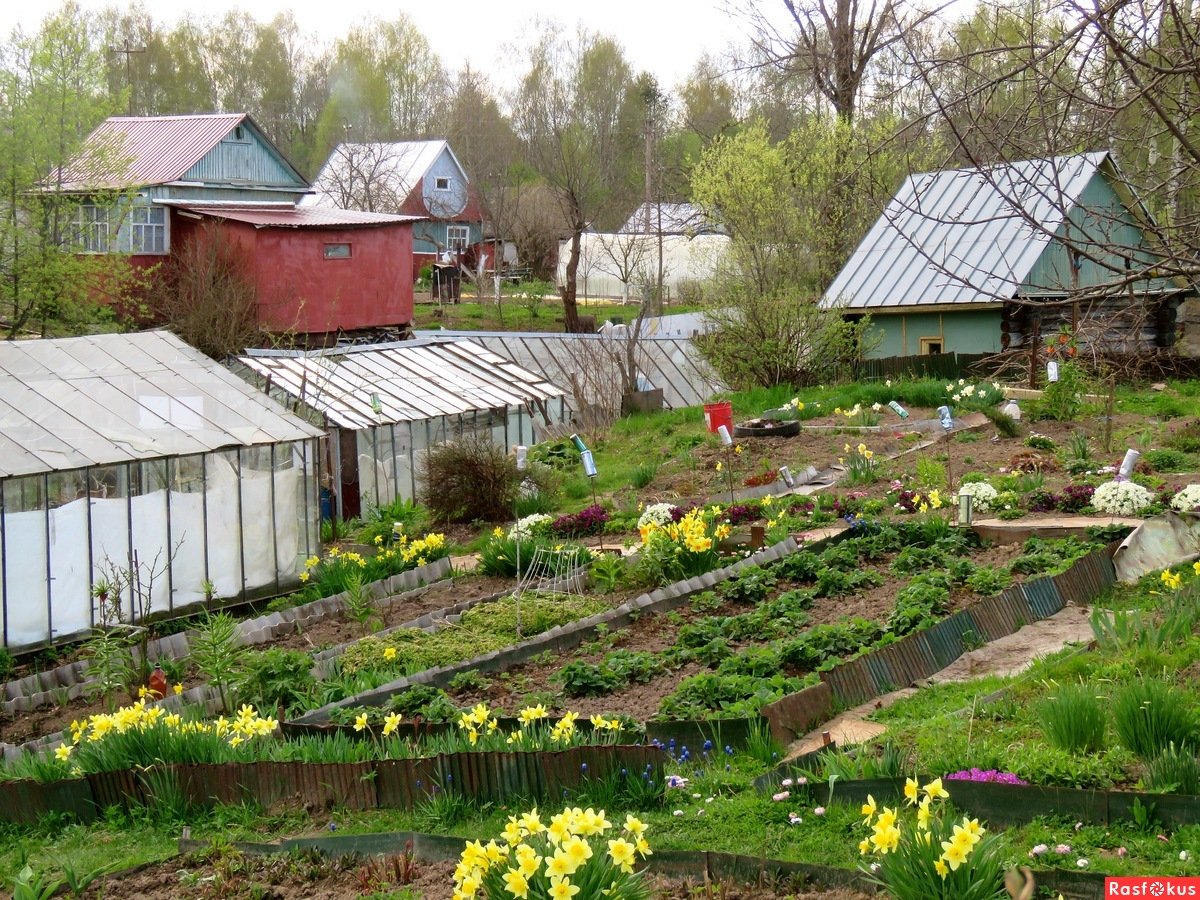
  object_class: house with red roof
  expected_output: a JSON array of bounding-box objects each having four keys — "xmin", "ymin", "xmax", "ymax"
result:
[{"xmin": 55, "ymin": 113, "xmax": 419, "ymax": 344}]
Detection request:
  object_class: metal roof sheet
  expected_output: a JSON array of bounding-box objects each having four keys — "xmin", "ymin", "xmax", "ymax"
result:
[
  {"xmin": 51, "ymin": 114, "xmax": 307, "ymax": 192},
  {"xmin": 424, "ymin": 331, "xmax": 725, "ymax": 410},
  {"xmin": 0, "ymin": 331, "xmax": 322, "ymax": 479},
  {"xmin": 821, "ymin": 152, "xmax": 1110, "ymax": 310},
  {"xmin": 239, "ymin": 338, "xmax": 566, "ymax": 430},
  {"xmin": 171, "ymin": 203, "xmax": 421, "ymax": 228},
  {"xmin": 304, "ymin": 140, "xmax": 460, "ymax": 209}
]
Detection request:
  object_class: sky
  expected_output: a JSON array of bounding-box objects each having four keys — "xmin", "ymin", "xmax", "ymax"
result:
[{"xmin": 0, "ymin": 0, "xmax": 758, "ymax": 92}]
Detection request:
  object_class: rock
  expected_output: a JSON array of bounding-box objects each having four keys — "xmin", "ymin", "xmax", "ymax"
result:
[{"xmin": 1151, "ymin": 382, "xmax": 1167, "ymax": 391}]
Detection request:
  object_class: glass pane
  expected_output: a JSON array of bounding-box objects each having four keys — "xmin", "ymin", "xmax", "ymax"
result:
[{"xmin": 5, "ymin": 476, "xmax": 50, "ymax": 647}]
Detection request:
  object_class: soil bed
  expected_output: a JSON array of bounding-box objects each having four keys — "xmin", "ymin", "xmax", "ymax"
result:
[
  {"xmin": 444, "ymin": 538, "xmax": 1043, "ymax": 724},
  {"xmin": 79, "ymin": 851, "xmax": 870, "ymax": 900}
]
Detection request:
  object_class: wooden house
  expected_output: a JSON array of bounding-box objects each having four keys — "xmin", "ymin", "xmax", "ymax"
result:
[
  {"xmin": 53, "ymin": 114, "xmax": 418, "ymax": 341},
  {"xmin": 821, "ymin": 152, "xmax": 1190, "ymax": 358}
]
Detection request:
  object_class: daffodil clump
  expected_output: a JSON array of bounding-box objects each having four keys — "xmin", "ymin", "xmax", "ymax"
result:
[
  {"xmin": 833, "ymin": 402, "xmax": 881, "ymax": 427},
  {"xmin": 343, "ymin": 703, "xmax": 626, "ymax": 753},
  {"xmin": 842, "ymin": 442, "xmax": 878, "ymax": 486},
  {"xmin": 299, "ymin": 531, "xmax": 449, "ymax": 593},
  {"xmin": 636, "ymin": 507, "xmax": 725, "ymax": 586},
  {"xmin": 859, "ymin": 777, "xmax": 1006, "ymax": 900},
  {"xmin": 36, "ymin": 700, "xmax": 281, "ymax": 777},
  {"xmin": 453, "ymin": 806, "xmax": 652, "ymax": 900}
]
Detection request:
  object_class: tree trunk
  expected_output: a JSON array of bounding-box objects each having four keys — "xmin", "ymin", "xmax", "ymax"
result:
[{"xmin": 561, "ymin": 226, "xmax": 582, "ymax": 332}]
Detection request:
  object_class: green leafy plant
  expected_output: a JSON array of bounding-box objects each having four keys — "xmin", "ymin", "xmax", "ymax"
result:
[
  {"xmin": 1037, "ymin": 362, "xmax": 1090, "ymax": 421},
  {"xmin": 234, "ymin": 648, "xmax": 316, "ymax": 714},
  {"xmin": 8, "ymin": 864, "xmax": 63, "ymax": 900},
  {"xmin": 588, "ymin": 552, "xmax": 628, "ymax": 593},
  {"xmin": 82, "ymin": 627, "xmax": 136, "ymax": 711},
  {"xmin": 1143, "ymin": 448, "xmax": 1193, "ymax": 473},
  {"xmin": 1039, "ymin": 681, "xmax": 1107, "ymax": 754},
  {"xmin": 190, "ymin": 611, "xmax": 241, "ymax": 714},
  {"xmin": 342, "ymin": 568, "xmax": 379, "ymax": 632},
  {"xmin": 630, "ymin": 461, "xmax": 658, "ymax": 489},
  {"xmin": 447, "ymin": 669, "xmax": 492, "ymax": 693}
]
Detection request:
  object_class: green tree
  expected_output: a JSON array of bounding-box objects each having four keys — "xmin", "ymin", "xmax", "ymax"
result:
[{"xmin": 0, "ymin": 4, "xmax": 139, "ymax": 338}]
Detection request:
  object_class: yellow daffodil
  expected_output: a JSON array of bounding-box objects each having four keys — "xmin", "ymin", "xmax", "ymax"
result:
[
  {"xmin": 904, "ymin": 777, "xmax": 919, "ymax": 805},
  {"xmin": 353, "ymin": 713, "xmax": 369, "ymax": 732},
  {"xmin": 861, "ymin": 794, "xmax": 877, "ymax": 825},
  {"xmin": 923, "ymin": 777, "xmax": 949, "ymax": 801},
  {"xmin": 383, "ymin": 646, "xmax": 398, "ymax": 661}
]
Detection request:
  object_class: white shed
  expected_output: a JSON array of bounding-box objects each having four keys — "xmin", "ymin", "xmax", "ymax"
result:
[{"xmin": 0, "ymin": 331, "xmax": 322, "ymax": 651}]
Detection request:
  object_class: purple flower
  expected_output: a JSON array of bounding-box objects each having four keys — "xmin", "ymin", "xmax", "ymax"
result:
[
  {"xmin": 1058, "ymin": 483, "xmax": 1095, "ymax": 513},
  {"xmin": 550, "ymin": 504, "xmax": 609, "ymax": 537},
  {"xmin": 945, "ymin": 768, "xmax": 1028, "ymax": 785}
]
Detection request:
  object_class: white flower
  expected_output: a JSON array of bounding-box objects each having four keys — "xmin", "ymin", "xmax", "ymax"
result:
[
  {"xmin": 1170, "ymin": 484, "xmax": 1200, "ymax": 512},
  {"xmin": 1093, "ymin": 480, "xmax": 1153, "ymax": 517},
  {"xmin": 1076, "ymin": 858, "xmax": 1089, "ymax": 868},
  {"xmin": 508, "ymin": 513, "xmax": 553, "ymax": 540},
  {"xmin": 957, "ymin": 481, "xmax": 999, "ymax": 513},
  {"xmin": 871, "ymin": 402, "xmax": 883, "ymax": 412},
  {"xmin": 638, "ymin": 502, "xmax": 678, "ymax": 529},
  {"xmin": 1182, "ymin": 850, "xmax": 1191, "ymax": 862},
  {"xmin": 885, "ymin": 379, "xmax": 893, "ymax": 387},
  {"xmin": 781, "ymin": 778, "xmax": 793, "ymax": 787},
  {"xmin": 813, "ymin": 806, "xmax": 826, "ymax": 816},
  {"xmin": 673, "ymin": 810, "xmax": 684, "ymax": 817}
]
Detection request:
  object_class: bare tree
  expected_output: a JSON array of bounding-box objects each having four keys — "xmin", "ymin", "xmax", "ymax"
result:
[
  {"xmin": 513, "ymin": 26, "xmax": 643, "ymax": 331},
  {"xmin": 310, "ymin": 142, "xmax": 418, "ymax": 213},
  {"xmin": 594, "ymin": 231, "xmax": 653, "ymax": 304}
]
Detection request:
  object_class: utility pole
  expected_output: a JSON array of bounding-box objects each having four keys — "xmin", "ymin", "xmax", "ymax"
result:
[{"xmin": 109, "ymin": 42, "xmax": 146, "ymax": 116}]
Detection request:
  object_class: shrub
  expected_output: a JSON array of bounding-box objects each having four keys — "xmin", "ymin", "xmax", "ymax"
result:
[
  {"xmin": 1028, "ymin": 490, "xmax": 1058, "ymax": 512},
  {"xmin": 1040, "ymin": 682, "xmax": 1107, "ymax": 754},
  {"xmin": 1166, "ymin": 421, "xmax": 1200, "ymax": 454},
  {"xmin": 1038, "ymin": 362, "xmax": 1090, "ymax": 421},
  {"xmin": 421, "ymin": 434, "xmax": 519, "ymax": 523},
  {"xmin": 1112, "ymin": 679, "xmax": 1197, "ymax": 760},
  {"xmin": 1024, "ymin": 432, "xmax": 1056, "ymax": 450},
  {"xmin": 1092, "ymin": 480, "xmax": 1154, "ymax": 516}
]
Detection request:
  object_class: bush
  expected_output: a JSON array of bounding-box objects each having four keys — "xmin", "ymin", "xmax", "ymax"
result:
[
  {"xmin": 1040, "ymin": 682, "xmax": 1107, "ymax": 754},
  {"xmin": 1112, "ymin": 679, "xmax": 1197, "ymax": 761},
  {"xmin": 421, "ymin": 434, "xmax": 520, "ymax": 523},
  {"xmin": 1093, "ymin": 480, "xmax": 1153, "ymax": 517},
  {"xmin": 1037, "ymin": 362, "xmax": 1090, "ymax": 421}
]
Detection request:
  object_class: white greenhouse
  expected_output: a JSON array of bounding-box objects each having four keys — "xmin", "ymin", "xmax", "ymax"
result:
[
  {"xmin": 238, "ymin": 338, "xmax": 568, "ymax": 521},
  {"xmin": 0, "ymin": 331, "xmax": 323, "ymax": 651}
]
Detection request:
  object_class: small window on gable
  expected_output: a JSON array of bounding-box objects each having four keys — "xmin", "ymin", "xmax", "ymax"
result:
[
  {"xmin": 232, "ymin": 124, "xmax": 247, "ymax": 141},
  {"xmin": 324, "ymin": 243, "xmax": 352, "ymax": 259},
  {"xmin": 435, "ymin": 176, "xmax": 451, "ymax": 191}
]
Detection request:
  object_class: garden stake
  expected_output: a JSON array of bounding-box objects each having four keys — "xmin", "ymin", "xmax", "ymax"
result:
[{"xmin": 514, "ymin": 445, "xmax": 527, "ymax": 638}]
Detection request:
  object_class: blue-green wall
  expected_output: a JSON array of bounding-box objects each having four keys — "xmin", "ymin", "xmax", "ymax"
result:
[
  {"xmin": 864, "ymin": 309, "xmax": 1002, "ymax": 358},
  {"xmin": 1023, "ymin": 172, "xmax": 1160, "ymax": 295}
]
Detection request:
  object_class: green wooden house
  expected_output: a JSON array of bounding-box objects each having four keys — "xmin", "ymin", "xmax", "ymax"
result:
[{"xmin": 821, "ymin": 152, "xmax": 1187, "ymax": 358}]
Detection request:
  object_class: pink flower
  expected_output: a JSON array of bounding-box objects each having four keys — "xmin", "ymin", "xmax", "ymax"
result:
[
  {"xmin": 772, "ymin": 791, "xmax": 790, "ymax": 802},
  {"xmin": 1116, "ymin": 847, "xmax": 1128, "ymax": 858},
  {"xmin": 788, "ymin": 812, "xmax": 803, "ymax": 826},
  {"xmin": 1054, "ymin": 844, "xmax": 1072, "ymax": 855},
  {"xmin": 813, "ymin": 806, "xmax": 826, "ymax": 816},
  {"xmin": 1029, "ymin": 844, "xmax": 1049, "ymax": 858}
]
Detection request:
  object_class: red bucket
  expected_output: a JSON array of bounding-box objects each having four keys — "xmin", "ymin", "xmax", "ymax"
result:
[{"xmin": 703, "ymin": 401, "xmax": 733, "ymax": 434}]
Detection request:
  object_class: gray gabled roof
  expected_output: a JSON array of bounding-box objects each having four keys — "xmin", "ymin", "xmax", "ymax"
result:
[
  {"xmin": 239, "ymin": 338, "xmax": 564, "ymax": 431},
  {"xmin": 0, "ymin": 331, "xmax": 321, "ymax": 479},
  {"xmin": 821, "ymin": 152, "xmax": 1112, "ymax": 310}
]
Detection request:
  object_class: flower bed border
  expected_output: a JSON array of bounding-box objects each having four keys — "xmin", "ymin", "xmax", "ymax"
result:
[
  {"xmin": 759, "ymin": 543, "xmax": 1118, "ymax": 745},
  {"xmin": 0, "ymin": 744, "xmax": 665, "ymax": 825}
]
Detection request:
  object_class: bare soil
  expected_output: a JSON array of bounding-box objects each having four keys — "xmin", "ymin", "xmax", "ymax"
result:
[
  {"xmin": 445, "ymin": 541, "xmax": 1036, "ymax": 723},
  {"xmin": 80, "ymin": 850, "xmax": 871, "ymax": 900}
]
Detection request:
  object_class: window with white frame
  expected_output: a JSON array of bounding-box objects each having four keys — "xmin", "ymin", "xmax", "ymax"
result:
[
  {"xmin": 435, "ymin": 176, "xmax": 451, "ymax": 191},
  {"xmin": 129, "ymin": 205, "xmax": 166, "ymax": 254},
  {"xmin": 446, "ymin": 225, "xmax": 469, "ymax": 251},
  {"xmin": 71, "ymin": 204, "xmax": 110, "ymax": 253}
]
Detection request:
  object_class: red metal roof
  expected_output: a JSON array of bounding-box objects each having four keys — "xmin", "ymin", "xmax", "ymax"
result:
[
  {"xmin": 55, "ymin": 114, "xmax": 251, "ymax": 190},
  {"xmin": 176, "ymin": 204, "xmax": 422, "ymax": 228}
]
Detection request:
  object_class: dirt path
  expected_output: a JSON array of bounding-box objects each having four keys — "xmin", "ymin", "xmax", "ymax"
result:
[{"xmin": 785, "ymin": 603, "xmax": 1096, "ymax": 758}]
